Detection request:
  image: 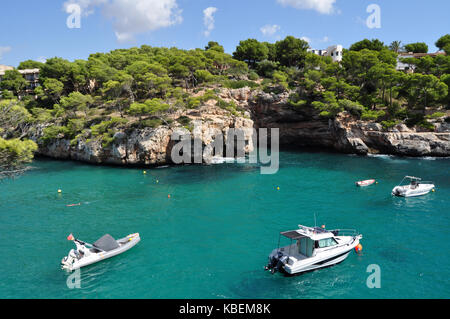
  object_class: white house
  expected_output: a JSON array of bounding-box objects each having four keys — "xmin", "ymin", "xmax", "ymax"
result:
[
  {"xmin": 0, "ymin": 64, "xmax": 40, "ymax": 92},
  {"xmin": 325, "ymin": 45, "xmax": 343, "ymax": 62},
  {"xmin": 308, "ymin": 49, "xmax": 327, "ymax": 56},
  {"xmin": 307, "ymin": 45, "xmax": 343, "ymax": 63},
  {"xmin": 396, "ymin": 52, "xmax": 446, "ymax": 73}
]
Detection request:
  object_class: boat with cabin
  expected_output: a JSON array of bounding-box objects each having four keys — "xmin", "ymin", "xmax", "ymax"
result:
[{"xmin": 265, "ymin": 225, "xmax": 362, "ymax": 276}]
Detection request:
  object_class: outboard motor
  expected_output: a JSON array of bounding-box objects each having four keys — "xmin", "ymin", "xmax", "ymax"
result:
[
  {"xmin": 265, "ymin": 251, "xmax": 284, "ymax": 274},
  {"xmin": 392, "ymin": 186, "xmax": 402, "ymax": 196},
  {"xmin": 61, "ymin": 249, "xmax": 77, "ymax": 270}
]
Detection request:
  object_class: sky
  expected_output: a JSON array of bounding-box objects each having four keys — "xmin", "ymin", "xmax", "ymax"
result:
[{"xmin": 0, "ymin": 0, "xmax": 449, "ymax": 67}]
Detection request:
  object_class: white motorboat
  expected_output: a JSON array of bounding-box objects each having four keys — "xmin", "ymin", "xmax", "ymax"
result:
[
  {"xmin": 265, "ymin": 225, "xmax": 362, "ymax": 276},
  {"xmin": 392, "ymin": 176, "xmax": 435, "ymax": 197},
  {"xmin": 210, "ymin": 156, "xmax": 238, "ymax": 164},
  {"xmin": 61, "ymin": 233, "xmax": 140, "ymax": 271},
  {"xmin": 356, "ymin": 179, "xmax": 376, "ymax": 187}
]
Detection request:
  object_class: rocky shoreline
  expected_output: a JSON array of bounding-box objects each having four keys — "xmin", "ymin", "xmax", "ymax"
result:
[
  {"xmin": 33, "ymin": 88, "xmax": 450, "ymax": 165},
  {"xmin": 248, "ymin": 88, "xmax": 450, "ymax": 157}
]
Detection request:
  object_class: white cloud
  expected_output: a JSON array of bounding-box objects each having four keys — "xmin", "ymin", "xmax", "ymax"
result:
[
  {"xmin": 260, "ymin": 24, "xmax": 281, "ymax": 37},
  {"xmin": 301, "ymin": 36, "xmax": 311, "ymax": 43},
  {"xmin": 36, "ymin": 56, "xmax": 47, "ymax": 63},
  {"xmin": 320, "ymin": 36, "xmax": 329, "ymax": 42},
  {"xmin": 277, "ymin": 0, "xmax": 337, "ymax": 15},
  {"xmin": 63, "ymin": 0, "xmax": 183, "ymax": 42},
  {"xmin": 0, "ymin": 46, "xmax": 11, "ymax": 60},
  {"xmin": 203, "ymin": 7, "xmax": 218, "ymax": 37},
  {"xmin": 63, "ymin": 0, "xmax": 107, "ymax": 17}
]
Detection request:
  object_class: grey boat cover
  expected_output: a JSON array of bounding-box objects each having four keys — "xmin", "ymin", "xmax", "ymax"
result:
[{"xmin": 93, "ymin": 234, "xmax": 120, "ymax": 252}]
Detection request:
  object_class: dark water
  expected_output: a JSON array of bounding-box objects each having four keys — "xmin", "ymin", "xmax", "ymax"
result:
[{"xmin": 0, "ymin": 151, "xmax": 448, "ymax": 299}]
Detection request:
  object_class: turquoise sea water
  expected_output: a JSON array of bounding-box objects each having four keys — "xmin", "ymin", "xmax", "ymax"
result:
[{"xmin": 0, "ymin": 151, "xmax": 449, "ymax": 299}]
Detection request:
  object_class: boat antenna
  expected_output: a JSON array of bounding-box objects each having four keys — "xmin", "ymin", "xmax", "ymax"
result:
[{"xmin": 396, "ymin": 176, "xmax": 406, "ymax": 187}]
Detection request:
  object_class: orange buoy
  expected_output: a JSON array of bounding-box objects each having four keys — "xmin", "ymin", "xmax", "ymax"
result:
[
  {"xmin": 355, "ymin": 243, "xmax": 363, "ymax": 253},
  {"xmin": 321, "ymin": 225, "xmax": 326, "ymax": 229},
  {"xmin": 168, "ymin": 194, "xmax": 171, "ymax": 199}
]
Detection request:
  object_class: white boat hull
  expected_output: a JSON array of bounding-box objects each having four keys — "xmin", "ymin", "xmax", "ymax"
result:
[
  {"xmin": 283, "ymin": 237, "xmax": 360, "ymax": 275},
  {"xmin": 61, "ymin": 233, "xmax": 140, "ymax": 271},
  {"xmin": 392, "ymin": 184, "xmax": 434, "ymax": 197},
  {"xmin": 290, "ymin": 251, "xmax": 352, "ymax": 273},
  {"xmin": 268, "ymin": 235, "xmax": 362, "ymax": 276},
  {"xmin": 356, "ymin": 179, "xmax": 375, "ymax": 187}
]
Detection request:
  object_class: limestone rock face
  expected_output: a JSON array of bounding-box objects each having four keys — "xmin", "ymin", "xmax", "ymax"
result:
[
  {"xmin": 247, "ymin": 90, "xmax": 450, "ymax": 157},
  {"xmin": 34, "ymin": 87, "xmax": 450, "ymax": 163},
  {"xmin": 36, "ymin": 103, "xmax": 255, "ymax": 166}
]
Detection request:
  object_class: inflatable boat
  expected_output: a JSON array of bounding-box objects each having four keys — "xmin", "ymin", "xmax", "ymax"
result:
[{"xmin": 61, "ymin": 233, "xmax": 140, "ymax": 271}]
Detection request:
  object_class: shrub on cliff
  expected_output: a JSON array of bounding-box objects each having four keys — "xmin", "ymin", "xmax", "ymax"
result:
[
  {"xmin": 42, "ymin": 125, "xmax": 70, "ymax": 144},
  {"xmin": 361, "ymin": 110, "xmax": 386, "ymax": 121},
  {"xmin": 223, "ymin": 80, "xmax": 259, "ymax": 90},
  {"xmin": 0, "ymin": 138, "xmax": 37, "ymax": 179},
  {"xmin": 91, "ymin": 118, "xmax": 127, "ymax": 137},
  {"xmin": 129, "ymin": 99, "xmax": 170, "ymax": 120}
]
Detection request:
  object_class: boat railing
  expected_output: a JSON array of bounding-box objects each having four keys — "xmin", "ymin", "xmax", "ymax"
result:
[{"xmin": 330, "ymin": 229, "xmax": 359, "ymax": 237}]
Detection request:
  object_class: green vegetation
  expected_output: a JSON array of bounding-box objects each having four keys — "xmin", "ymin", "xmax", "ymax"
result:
[
  {"xmin": 0, "ymin": 35, "xmax": 449, "ymax": 173},
  {"xmin": 436, "ymin": 34, "xmax": 450, "ymax": 54},
  {"xmin": 0, "ymin": 138, "xmax": 37, "ymax": 178},
  {"xmin": 404, "ymin": 42, "xmax": 429, "ymax": 53},
  {"xmin": 0, "ymin": 100, "xmax": 37, "ymax": 178}
]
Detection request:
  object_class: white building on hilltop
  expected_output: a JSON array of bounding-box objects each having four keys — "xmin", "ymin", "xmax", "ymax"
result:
[
  {"xmin": 325, "ymin": 45, "xmax": 343, "ymax": 62},
  {"xmin": 308, "ymin": 45, "xmax": 344, "ymax": 63},
  {"xmin": 396, "ymin": 51, "xmax": 447, "ymax": 73},
  {"xmin": 0, "ymin": 64, "xmax": 40, "ymax": 92}
]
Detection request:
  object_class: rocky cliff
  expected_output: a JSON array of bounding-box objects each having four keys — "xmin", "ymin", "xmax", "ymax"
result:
[
  {"xmin": 34, "ymin": 87, "xmax": 450, "ymax": 165},
  {"xmin": 246, "ymin": 88, "xmax": 450, "ymax": 157},
  {"xmin": 34, "ymin": 103, "xmax": 254, "ymax": 166}
]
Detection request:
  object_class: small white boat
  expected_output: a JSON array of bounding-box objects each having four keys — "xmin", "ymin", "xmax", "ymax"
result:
[
  {"xmin": 210, "ymin": 156, "xmax": 237, "ymax": 164},
  {"xmin": 356, "ymin": 179, "xmax": 376, "ymax": 187},
  {"xmin": 392, "ymin": 176, "xmax": 435, "ymax": 197},
  {"xmin": 61, "ymin": 233, "xmax": 140, "ymax": 271},
  {"xmin": 265, "ymin": 225, "xmax": 362, "ymax": 276}
]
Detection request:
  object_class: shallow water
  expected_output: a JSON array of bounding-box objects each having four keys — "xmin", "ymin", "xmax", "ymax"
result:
[{"xmin": 0, "ymin": 151, "xmax": 448, "ymax": 299}]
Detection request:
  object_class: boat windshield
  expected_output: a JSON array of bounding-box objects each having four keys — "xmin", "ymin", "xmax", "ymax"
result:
[{"xmin": 317, "ymin": 238, "xmax": 338, "ymax": 248}]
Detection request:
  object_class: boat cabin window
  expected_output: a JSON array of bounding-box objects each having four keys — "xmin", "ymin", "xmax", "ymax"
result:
[
  {"xmin": 298, "ymin": 237, "xmax": 314, "ymax": 257},
  {"xmin": 317, "ymin": 238, "xmax": 338, "ymax": 249}
]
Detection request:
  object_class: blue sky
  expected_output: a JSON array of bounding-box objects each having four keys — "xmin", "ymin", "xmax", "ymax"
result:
[{"xmin": 0, "ymin": 0, "xmax": 449, "ymax": 67}]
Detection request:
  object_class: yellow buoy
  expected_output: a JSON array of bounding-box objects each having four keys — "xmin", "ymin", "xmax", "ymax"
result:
[
  {"xmin": 58, "ymin": 189, "xmax": 62, "ymax": 194},
  {"xmin": 277, "ymin": 187, "xmax": 280, "ymax": 190},
  {"xmin": 143, "ymin": 171, "xmax": 147, "ymax": 175},
  {"xmin": 432, "ymin": 189, "xmax": 435, "ymax": 192}
]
